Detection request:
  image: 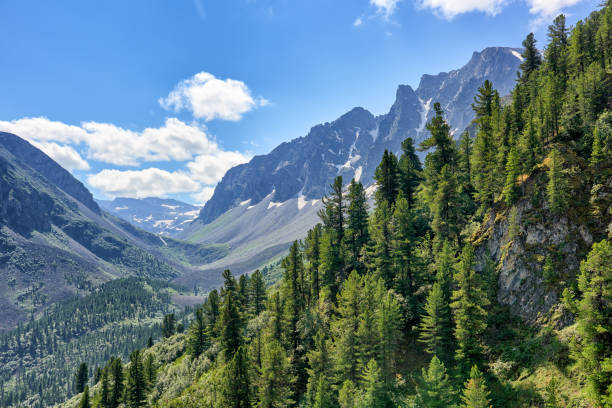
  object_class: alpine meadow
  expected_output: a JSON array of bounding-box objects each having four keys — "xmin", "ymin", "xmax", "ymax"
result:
[{"xmin": 0, "ymin": 1, "xmax": 611, "ymax": 408}]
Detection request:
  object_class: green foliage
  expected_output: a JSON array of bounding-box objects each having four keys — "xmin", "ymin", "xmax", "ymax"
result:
[
  {"xmin": 78, "ymin": 386, "xmax": 90, "ymax": 408},
  {"xmin": 257, "ymin": 339, "xmax": 295, "ymax": 408},
  {"xmin": 419, "ymin": 282, "xmax": 453, "ymax": 362},
  {"xmin": 187, "ymin": 307, "xmax": 208, "ymax": 358},
  {"xmin": 572, "ymin": 239, "xmax": 612, "ymax": 405},
  {"xmin": 125, "ymin": 350, "xmax": 146, "ymax": 408},
  {"xmin": 546, "ymin": 149, "xmax": 568, "ymax": 214},
  {"xmin": 460, "ymin": 366, "xmax": 491, "ymax": 408},
  {"xmin": 75, "ymin": 362, "xmax": 88, "ymax": 394},
  {"xmin": 374, "ymin": 149, "xmax": 400, "ymax": 206},
  {"xmin": 415, "ymin": 356, "xmax": 456, "ymax": 408}
]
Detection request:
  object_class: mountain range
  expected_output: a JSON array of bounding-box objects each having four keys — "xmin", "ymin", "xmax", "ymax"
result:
[{"xmin": 0, "ymin": 46, "xmax": 522, "ymax": 329}]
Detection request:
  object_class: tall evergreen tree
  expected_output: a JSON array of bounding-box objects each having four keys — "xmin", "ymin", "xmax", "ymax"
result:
[
  {"xmin": 305, "ymin": 225, "xmax": 323, "ymax": 303},
  {"xmin": 161, "ymin": 313, "xmax": 175, "ymax": 338},
  {"xmin": 318, "ymin": 176, "xmax": 346, "ymax": 291},
  {"xmin": 78, "ymin": 386, "xmax": 90, "ymax": 408},
  {"xmin": 257, "ymin": 339, "xmax": 295, "ymax": 408},
  {"xmin": 250, "ymin": 270, "xmax": 267, "ymax": 316},
  {"xmin": 374, "ymin": 149, "xmax": 400, "ymax": 205},
  {"xmin": 143, "ymin": 354, "xmax": 156, "ymax": 392},
  {"xmin": 109, "ymin": 358, "xmax": 124, "ymax": 408},
  {"xmin": 100, "ymin": 368, "xmax": 110, "ymax": 408},
  {"xmin": 282, "ymin": 241, "xmax": 305, "ymax": 352},
  {"xmin": 573, "ymin": 239, "xmax": 612, "ymax": 405},
  {"xmin": 125, "ymin": 350, "xmax": 146, "ymax": 408},
  {"xmin": 376, "ymin": 290, "xmax": 402, "ymax": 383},
  {"xmin": 219, "ymin": 289, "xmax": 243, "ymax": 357},
  {"xmin": 222, "ymin": 345, "xmax": 252, "ymax": 408},
  {"xmin": 546, "ymin": 148, "xmax": 568, "ymax": 213},
  {"xmin": 306, "ymin": 329, "xmax": 332, "ymax": 406},
  {"xmin": 358, "ymin": 359, "xmax": 390, "ymax": 408},
  {"xmin": 502, "ymin": 146, "xmax": 521, "ymax": 205},
  {"xmin": 398, "ymin": 137, "xmax": 422, "ymax": 209},
  {"xmin": 187, "ymin": 307, "xmax": 208, "ymax": 358},
  {"xmin": 346, "ymin": 179, "xmax": 370, "ymax": 274},
  {"xmin": 415, "ymin": 356, "xmax": 456, "ymax": 408},
  {"xmin": 419, "ymin": 282, "xmax": 453, "ymax": 363},
  {"xmin": 460, "ymin": 365, "xmax": 491, "ymax": 408},
  {"xmin": 451, "ymin": 245, "xmax": 490, "ymax": 373},
  {"xmin": 520, "ymin": 33, "xmax": 542, "ymax": 77},
  {"xmin": 74, "ymin": 362, "xmax": 88, "ymax": 394}
]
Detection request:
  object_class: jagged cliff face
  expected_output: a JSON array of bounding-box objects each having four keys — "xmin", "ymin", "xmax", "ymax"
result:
[
  {"xmin": 197, "ymin": 47, "xmax": 523, "ymax": 225},
  {"xmin": 473, "ymin": 164, "xmax": 612, "ymax": 324}
]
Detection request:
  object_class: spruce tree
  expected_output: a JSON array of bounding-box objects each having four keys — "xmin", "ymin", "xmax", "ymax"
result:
[
  {"xmin": 257, "ymin": 339, "xmax": 295, "ymax": 408},
  {"xmin": 374, "ymin": 149, "xmax": 400, "ymax": 205},
  {"xmin": 281, "ymin": 240, "xmax": 305, "ymax": 352},
  {"xmin": 161, "ymin": 313, "xmax": 175, "ymax": 338},
  {"xmin": 573, "ymin": 239, "xmax": 612, "ymax": 405},
  {"xmin": 415, "ymin": 356, "xmax": 456, "ymax": 408},
  {"xmin": 125, "ymin": 350, "xmax": 146, "ymax": 408},
  {"xmin": 398, "ymin": 137, "xmax": 422, "ymax": 209},
  {"xmin": 205, "ymin": 289, "xmax": 221, "ymax": 331},
  {"xmin": 338, "ymin": 380, "xmax": 357, "ymax": 408},
  {"xmin": 370, "ymin": 201, "xmax": 394, "ymax": 286},
  {"xmin": 250, "ymin": 269, "xmax": 267, "ymax": 316},
  {"xmin": 143, "ymin": 354, "xmax": 156, "ymax": 391},
  {"xmin": 419, "ymin": 282, "xmax": 453, "ymax": 363},
  {"xmin": 358, "ymin": 359, "xmax": 389, "ymax": 408},
  {"xmin": 187, "ymin": 307, "xmax": 208, "ymax": 358},
  {"xmin": 376, "ymin": 290, "xmax": 402, "ymax": 383},
  {"xmin": 502, "ymin": 146, "xmax": 521, "ymax": 205},
  {"xmin": 78, "ymin": 386, "xmax": 90, "ymax": 408},
  {"xmin": 460, "ymin": 365, "xmax": 491, "ymax": 408},
  {"xmin": 520, "ymin": 33, "xmax": 542, "ymax": 77},
  {"xmin": 109, "ymin": 358, "xmax": 124, "ymax": 408},
  {"xmin": 305, "ymin": 224, "xmax": 322, "ymax": 303},
  {"xmin": 346, "ymin": 179, "xmax": 370, "ymax": 274},
  {"xmin": 331, "ymin": 271, "xmax": 362, "ymax": 385},
  {"xmin": 451, "ymin": 245, "xmax": 490, "ymax": 373},
  {"xmin": 74, "ymin": 362, "xmax": 88, "ymax": 394},
  {"xmin": 219, "ymin": 289, "xmax": 243, "ymax": 358},
  {"xmin": 318, "ymin": 176, "xmax": 346, "ymax": 290},
  {"xmin": 100, "ymin": 368, "xmax": 110, "ymax": 408},
  {"xmin": 431, "ymin": 165, "xmax": 462, "ymax": 245},
  {"xmin": 312, "ymin": 376, "xmax": 334, "ymax": 408},
  {"xmin": 546, "ymin": 148, "xmax": 568, "ymax": 214},
  {"xmin": 306, "ymin": 329, "xmax": 332, "ymax": 406},
  {"xmin": 222, "ymin": 345, "xmax": 252, "ymax": 408}
]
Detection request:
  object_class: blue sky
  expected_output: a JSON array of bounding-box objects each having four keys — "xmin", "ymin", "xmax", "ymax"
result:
[{"xmin": 0, "ymin": 0, "xmax": 599, "ymax": 204}]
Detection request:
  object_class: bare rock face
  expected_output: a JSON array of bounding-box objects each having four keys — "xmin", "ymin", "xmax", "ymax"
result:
[{"xmin": 473, "ymin": 167, "xmax": 610, "ymax": 325}]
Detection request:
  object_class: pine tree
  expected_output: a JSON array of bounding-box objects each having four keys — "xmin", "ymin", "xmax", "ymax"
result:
[
  {"xmin": 125, "ymin": 350, "xmax": 146, "ymax": 408},
  {"xmin": 502, "ymin": 146, "xmax": 521, "ymax": 205},
  {"xmin": 161, "ymin": 313, "xmax": 175, "ymax": 338},
  {"xmin": 520, "ymin": 33, "xmax": 542, "ymax": 77},
  {"xmin": 187, "ymin": 307, "xmax": 208, "ymax": 358},
  {"xmin": 357, "ymin": 274, "xmax": 381, "ymax": 377},
  {"xmin": 78, "ymin": 386, "xmax": 90, "ymax": 408},
  {"xmin": 271, "ymin": 291, "xmax": 283, "ymax": 343},
  {"xmin": 433, "ymin": 165, "xmax": 463, "ymax": 245},
  {"xmin": 250, "ymin": 269, "xmax": 267, "ymax": 316},
  {"xmin": 546, "ymin": 148, "xmax": 568, "ymax": 214},
  {"xmin": 398, "ymin": 137, "xmax": 422, "ymax": 209},
  {"xmin": 219, "ymin": 289, "xmax": 243, "ymax": 358},
  {"xmin": 257, "ymin": 339, "xmax": 295, "ymax": 408},
  {"xmin": 318, "ymin": 176, "xmax": 346, "ymax": 291},
  {"xmin": 374, "ymin": 149, "xmax": 400, "ymax": 205},
  {"xmin": 305, "ymin": 225, "xmax": 323, "ymax": 303},
  {"xmin": 346, "ymin": 179, "xmax": 370, "ymax": 274},
  {"xmin": 419, "ymin": 282, "xmax": 453, "ymax": 363},
  {"xmin": 74, "ymin": 362, "xmax": 88, "ymax": 394},
  {"xmin": 109, "ymin": 358, "xmax": 124, "ymax": 408},
  {"xmin": 415, "ymin": 356, "xmax": 456, "ymax": 408},
  {"xmin": 143, "ymin": 354, "xmax": 156, "ymax": 391},
  {"xmin": 370, "ymin": 201, "xmax": 394, "ymax": 286},
  {"xmin": 460, "ymin": 365, "xmax": 491, "ymax": 408},
  {"xmin": 451, "ymin": 245, "xmax": 490, "ymax": 373},
  {"xmin": 238, "ymin": 274, "xmax": 251, "ymax": 309},
  {"xmin": 100, "ymin": 368, "xmax": 110, "ymax": 408},
  {"xmin": 391, "ymin": 192, "xmax": 420, "ymax": 325},
  {"xmin": 358, "ymin": 359, "xmax": 389, "ymax": 408},
  {"xmin": 338, "ymin": 379, "xmax": 356, "ymax": 408},
  {"xmin": 205, "ymin": 289, "xmax": 221, "ymax": 331},
  {"xmin": 331, "ymin": 271, "xmax": 362, "ymax": 385},
  {"xmin": 573, "ymin": 239, "xmax": 612, "ymax": 405},
  {"xmin": 281, "ymin": 240, "xmax": 305, "ymax": 352},
  {"xmin": 222, "ymin": 345, "xmax": 252, "ymax": 408},
  {"xmin": 377, "ymin": 290, "xmax": 402, "ymax": 383},
  {"xmin": 306, "ymin": 328, "xmax": 332, "ymax": 405},
  {"xmin": 312, "ymin": 376, "xmax": 334, "ymax": 408}
]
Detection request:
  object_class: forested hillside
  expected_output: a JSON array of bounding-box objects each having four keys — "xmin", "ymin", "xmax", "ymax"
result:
[{"xmin": 60, "ymin": 3, "xmax": 610, "ymax": 408}]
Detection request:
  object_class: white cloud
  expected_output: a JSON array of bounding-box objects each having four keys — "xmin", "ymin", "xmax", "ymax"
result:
[
  {"xmin": 527, "ymin": 0, "xmax": 583, "ymax": 17},
  {"xmin": 159, "ymin": 72, "xmax": 268, "ymax": 121},
  {"xmin": 31, "ymin": 142, "xmax": 90, "ymax": 171},
  {"xmin": 88, "ymin": 168, "xmax": 200, "ymax": 199},
  {"xmin": 192, "ymin": 186, "xmax": 216, "ymax": 205},
  {"xmin": 415, "ymin": 0, "xmax": 583, "ymax": 20},
  {"xmin": 187, "ymin": 151, "xmax": 250, "ymax": 185},
  {"xmin": 354, "ymin": 17, "xmax": 363, "ymax": 26},
  {"xmin": 371, "ymin": 0, "xmax": 401, "ymax": 17},
  {"xmin": 416, "ymin": 0, "xmax": 506, "ymax": 19},
  {"xmin": 0, "ymin": 116, "xmax": 230, "ymax": 167}
]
